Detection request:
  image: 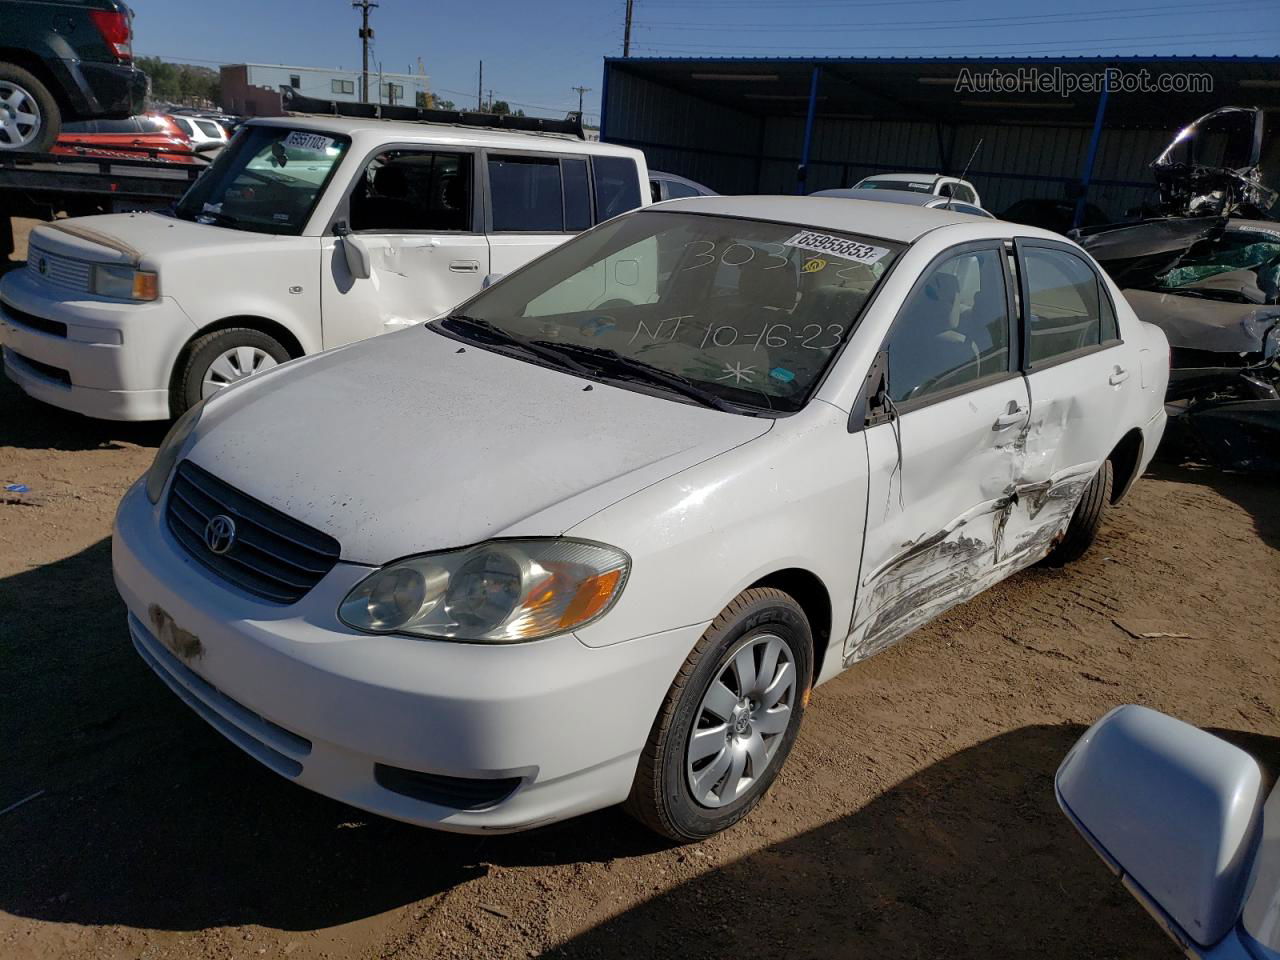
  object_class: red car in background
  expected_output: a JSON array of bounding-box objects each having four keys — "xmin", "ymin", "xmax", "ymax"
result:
[{"xmin": 52, "ymin": 113, "xmax": 208, "ymax": 164}]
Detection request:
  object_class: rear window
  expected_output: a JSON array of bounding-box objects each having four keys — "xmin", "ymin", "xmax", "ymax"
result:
[
  {"xmin": 593, "ymin": 155, "xmax": 642, "ymax": 221},
  {"xmin": 859, "ymin": 178, "xmax": 933, "ymax": 194}
]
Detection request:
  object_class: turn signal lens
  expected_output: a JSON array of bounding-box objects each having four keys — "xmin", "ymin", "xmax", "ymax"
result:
[
  {"xmin": 340, "ymin": 540, "xmax": 630, "ymax": 643},
  {"xmin": 132, "ymin": 271, "xmax": 159, "ymax": 301}
]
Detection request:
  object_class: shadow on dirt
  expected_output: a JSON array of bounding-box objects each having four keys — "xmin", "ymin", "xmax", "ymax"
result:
[
  {"xmin": 1147, "ymin": 456, "xmax": 1280, "ymax": 552},
  {"xmin": 0, "ymin": 370, "xmax": 168, "ymax": 452}
]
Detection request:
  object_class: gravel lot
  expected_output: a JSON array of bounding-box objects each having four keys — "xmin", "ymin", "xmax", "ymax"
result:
[{"xmin": 1, "ymin": 321, "xmax": 1277, "ymax": 960}]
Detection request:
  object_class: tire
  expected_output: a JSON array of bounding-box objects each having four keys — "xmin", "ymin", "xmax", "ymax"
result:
[
  {"xmin": 1041, "ymin": 460, "xmax": 1113, "ymax": 567},
  {"xmin": 173, "ymin": 327, "xmax": 291, "ymax": 417},
  {"xmin": 0, "ymin": 63, "xmax": 61, "ymax": 153},
  {"xmin": 625, "ymin": 587, "xmax": 813, "ymax": 842}
]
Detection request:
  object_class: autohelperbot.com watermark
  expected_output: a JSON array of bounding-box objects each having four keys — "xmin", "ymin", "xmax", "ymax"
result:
[{"xmin": 954, "ymin": 66, "xmax": 1213, "ymax": 97}]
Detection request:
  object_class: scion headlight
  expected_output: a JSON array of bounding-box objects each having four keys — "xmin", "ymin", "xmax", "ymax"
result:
[
  {"xmin": 144, "ymin": 400, "xmax": 204, "ymax": 503},
  {"xmin": 92, "ymin": 263, "xmax": 158, "ymax": 301},
  {"xmin": 340, "ymin": 539, "xmax": 630, "ymax": 643}
]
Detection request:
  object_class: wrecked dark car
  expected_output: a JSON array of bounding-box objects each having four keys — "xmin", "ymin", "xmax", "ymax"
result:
[{"xmin": 1073, "ymin": 107, "xmax": 1280, "ymax": 472}]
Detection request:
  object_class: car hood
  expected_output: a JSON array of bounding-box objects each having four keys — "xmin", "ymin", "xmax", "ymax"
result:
[
  {"xmin": 26, "ymin": 212, "xmax": 286, "ymax": 270},
  {"xmin": 184, "ymin": 326, "xmax": 774, "ymax": 564}
]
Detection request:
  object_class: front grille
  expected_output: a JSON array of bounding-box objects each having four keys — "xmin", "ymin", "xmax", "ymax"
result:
[
  {"xmin": 1, "ymin": 296, "xmax": 68, "ymax": 338},
  {"xmin": 27, "ymin": 245, "xmax": 93, "ymax": 294},
  {"xmin": 166, "ymin": 460, "xmax": 341, "ymax": 604},
  {"xmin": 5, "ymin": 348, "xmax": 71, "ymax": 386},
  {"xmin": 374, "ymin": 764, "xmax": 522, "ymax": 811}
]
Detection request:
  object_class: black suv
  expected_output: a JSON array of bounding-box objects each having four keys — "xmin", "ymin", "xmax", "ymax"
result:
[{"xmin": 0, "ymin": 0, "xmax": 147, "ymax": 153}]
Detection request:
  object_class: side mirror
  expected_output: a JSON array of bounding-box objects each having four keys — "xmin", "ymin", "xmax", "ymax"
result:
[
  {"xmin": 340, "ymin": 234, "xmax": 372, "ymax": 280},
  {"xmin": 482, "ymin": 272, "xmax": 505, "ymax": 289},
  {"xmin": 1056, "ymin": 705, "xmax": 1266, "ymax": 953},
  {"xmin": 849, "ymin": 349, "xmax": 892, "ymax": 432}
]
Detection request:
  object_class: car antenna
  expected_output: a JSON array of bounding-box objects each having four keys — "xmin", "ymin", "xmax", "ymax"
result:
[{"xmin": 945, "ymin": 138, "xmax": 983, "ymax": 211}]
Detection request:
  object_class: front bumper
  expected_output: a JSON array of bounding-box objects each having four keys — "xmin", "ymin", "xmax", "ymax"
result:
[
  {"xmin": 0, "ymin": 267, "xmax": 195, "ymax": 421},
  {"xmin": 111, "ymin": 480, "xmax": 703, "ymax": 832}
]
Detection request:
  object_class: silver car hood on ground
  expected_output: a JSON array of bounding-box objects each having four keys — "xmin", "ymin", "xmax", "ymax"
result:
[{"xmin": 185, "ymin": 326, "xmax": 773, "ymax": 565}]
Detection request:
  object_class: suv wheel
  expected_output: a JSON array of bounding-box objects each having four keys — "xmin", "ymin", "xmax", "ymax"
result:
[
  {"xmin": 626, "ymin": 588, "xmax": 813, "ymax": 841},
  {"xmin": 0, "ymin": 64, "xmax": 60, "ymax": 153},
  {"xmin": 174, "ymin": 328, "xmax": 290, "ymax": 416}
]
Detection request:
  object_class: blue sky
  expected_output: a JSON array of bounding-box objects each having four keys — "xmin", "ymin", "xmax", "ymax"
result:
[{"xmin": 132, "ymin": 0, "xmax": 1280, "ymax": 124}]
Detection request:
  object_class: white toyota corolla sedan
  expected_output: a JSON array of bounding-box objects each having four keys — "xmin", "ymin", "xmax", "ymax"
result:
[{"xmin": 112, "ymin": 196, "xmax": 1169, "ymax": 840}]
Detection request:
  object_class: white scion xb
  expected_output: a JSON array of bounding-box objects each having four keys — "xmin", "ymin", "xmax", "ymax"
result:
[{"xmin": 112, "ymin": 195, "xmax": 1169, "ymax": 840}]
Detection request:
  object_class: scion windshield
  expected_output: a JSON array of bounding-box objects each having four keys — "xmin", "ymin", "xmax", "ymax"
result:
[
  {"xmin": 175, "ymin": 126, "xmax": 350, "ymax": 235},
  {"xmin": 442, "ymin": 210, "xmax": 903, "ymax": 413}
]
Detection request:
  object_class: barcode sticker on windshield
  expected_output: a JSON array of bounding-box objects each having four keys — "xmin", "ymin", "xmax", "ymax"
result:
[
  {"xmin": 783, "ymin": 231, "xmax": 888, "ymax": 264},
  {"xmin": 283, "ymin": 131, "xmax": 334, "ymax": 152}
]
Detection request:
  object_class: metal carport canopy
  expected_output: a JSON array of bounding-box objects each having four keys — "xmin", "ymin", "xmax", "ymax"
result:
[{"xmin": 600, "ymin": 55, "xmax": 1280, "ymax": 216}]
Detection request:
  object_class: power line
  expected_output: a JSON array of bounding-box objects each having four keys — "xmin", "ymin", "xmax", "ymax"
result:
[{"xmin": 571, "ymin": 85, "xmax": 593, "ymax": 115}]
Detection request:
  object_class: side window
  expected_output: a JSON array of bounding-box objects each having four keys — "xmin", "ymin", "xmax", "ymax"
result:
[
  {"xmin": 886, "ymin": 248, "xmax": 1011, "ymax": 404},
  {"xmin": 665, "ymin": 179, "xmax": 701, "ymax": 199},
  {"xmin": 488, "ymin": 155, "xmax": 563, "ymax": 232},
  {"xmin": 955, "ymin": 184, "xmax": 976, "ymax": 203},
  {"xmin": 1023, "ymin": 247, "xmax": 1104, "ymax": 366},
  {"xmin": 348, "ymin": 150, "xmax": 473, "ymax": 233},
  {"xmin": 592, "ymin": 155, "xmax": 642, "ymax": 221},
  {"xmin": 1100, "ymin": 287, "xmax": 1120, "ymax": 343},
  {"xmin": 562, "ymin": 157, "xmax": 591, "ymax": 232},
  {"xmin": 173, "ymin": 118, "xmax": 194, "ymax": 136},
  {"xmin": 649, "ymin": 179, "xmax": 663, "ymax": 203}
]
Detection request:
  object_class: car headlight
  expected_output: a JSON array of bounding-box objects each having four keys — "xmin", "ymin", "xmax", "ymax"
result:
[
  {"xmin": 92, "ymin": 263, "xmax": 158, "ymax": 301},
  {"xmin": 144, "ymin": 400, "xmax": 204, "ymax": 503},
  {"xmin": 340, "ymin": 539, "xmax": 630, "ymax": 643}
]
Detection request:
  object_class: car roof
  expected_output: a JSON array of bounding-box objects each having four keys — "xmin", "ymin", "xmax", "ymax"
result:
[
  {"xmin": 247, "ymin": 115, "xmax": 643, "ymax": 158},
  {"xmin": 812, "ymin": 188, "xmax": 939, "ymax": 207},
  {"xmin": 655, "ymin": 194, "xmax": 990, "ymax": 243}
]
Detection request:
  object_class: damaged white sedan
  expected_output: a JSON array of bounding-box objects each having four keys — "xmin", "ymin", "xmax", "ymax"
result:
[{"xmin": 112, "ymin": 195, "xmax": 1169, "ymax": 841}]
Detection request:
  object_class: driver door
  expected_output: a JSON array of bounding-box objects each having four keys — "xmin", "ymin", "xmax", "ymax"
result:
[
  {"xmin": 847, "ymin": 243, "xmax": 1028, "ymax": 665},
  {"xmin": 320, "ymin": 147, "xmax": 489, "ymax": 348}
]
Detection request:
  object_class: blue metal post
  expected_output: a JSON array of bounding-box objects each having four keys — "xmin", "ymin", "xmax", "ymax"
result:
[
  {"xmin": 797, "ymin": 65, "xmax": 821, "ymax": 195},
  {"xmin": 1073, "ymin": 81, "xmax": 1111, "ymax": 230}
]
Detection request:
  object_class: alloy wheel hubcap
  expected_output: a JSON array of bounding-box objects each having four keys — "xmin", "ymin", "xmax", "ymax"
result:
[
  {"xmin": 201, "ymin": 346, "xmax": 278, "ymax": 398},
  {"xmin": 0, "ymin": 83, "xmax": 41, "ymax": 149},
  {"xmin": 686, "ymin": 632, "xmax": 797, "ymax": 809}
]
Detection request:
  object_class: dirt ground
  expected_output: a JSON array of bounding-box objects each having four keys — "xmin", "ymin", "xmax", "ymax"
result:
[{"xmin": 1, "ymin": 354, "xmax": 1277, "ymax": 960}]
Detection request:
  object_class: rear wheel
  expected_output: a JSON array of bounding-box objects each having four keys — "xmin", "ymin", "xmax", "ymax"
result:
[
  {"xmin": 625, "ymin": 588, "xmax": 812, "ymax": 841},
  {"xmin": 1042, "ymin": 460, "xmax": 1113, "ymax": 567},
  {"xmin": 173, "ymin": 328, "xmax": 289, "ymax": 416},
  {"xmin": 0, "ymin": 64, "xmax": 60, "ymax": 153}
]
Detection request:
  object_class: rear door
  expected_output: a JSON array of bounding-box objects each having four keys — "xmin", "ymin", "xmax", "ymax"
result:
[
  {"xmin": 998, "ymin": 238, "xmax": 1137, "ymax": 556},
  {"xmin": 848, "ymin": 242, "xmax": 1028, "ymax": 665},
  {"xmin": 483, "ymin": 151, "xmax": 644, "ymax": 278},
  {"xmin": 319, "ymin": 145, "xmax": 489, "ymax": 348}
]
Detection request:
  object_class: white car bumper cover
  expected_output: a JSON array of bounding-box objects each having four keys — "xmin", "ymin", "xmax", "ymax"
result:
[
  {"xmin": 111, "ymin": 480, "xmax": 704, "ymax": 833},
  {"xmin": 0, "ymin": 267, "xmax": 194, "ymax": 420}
]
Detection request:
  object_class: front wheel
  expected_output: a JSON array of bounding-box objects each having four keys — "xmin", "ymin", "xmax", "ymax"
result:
[
  {"xmin": 625, "ymin": 588, "xmax": 813, "ymax": 841},
  {"xmin": 0, "ymin": 64, "xmax": 60, "ymax": 153},
  {"xmin": 173, "ymin": 327, "xmax": 290, "ymax": 416}
]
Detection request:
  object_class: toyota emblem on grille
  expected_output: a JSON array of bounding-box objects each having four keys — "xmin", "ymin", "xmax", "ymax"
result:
[{"xmin": 204, "ymin": 515, "xmax": 237, "ymax": 555}]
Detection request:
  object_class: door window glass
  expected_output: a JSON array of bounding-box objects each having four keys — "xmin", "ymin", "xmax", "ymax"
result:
[
  {"xmin": 887, "ymin": 248, "xmax": 1011, "ymax": 404},
  {"xmin": 592, "ymin": 155, "xmax": 642, "ymax": 221},
  {"xmin": 489, "ymin": 155, "xmax": 563, "ymax": 231},
  {"xmin": 1023, "ymin": 247, "xmax": 1103, "ymax": 365},
  {"xmin": 349, "ymin": 150, "xmax": 473, "ymax": 232},
  {"xmin": 665, "ymin": 179, "xmax": 701, "ymax": 199}
]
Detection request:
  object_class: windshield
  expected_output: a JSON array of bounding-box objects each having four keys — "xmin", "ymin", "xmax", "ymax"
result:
[
  {"xmin": 438, "ymin": 210, "xmax": 903, "ymax": 413},
  {"xmin": 174, "ymin": 126, "xmax": 351, "ymax": 235},
  {"xmin": 858, "ymin": 178, "xmax": 934, "ymax": 194}
]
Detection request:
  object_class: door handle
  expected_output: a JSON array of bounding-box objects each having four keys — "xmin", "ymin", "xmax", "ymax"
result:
[
  {"xmin": 449, "ymin": 260, "xmax": 480, "ymax": 273},
  {"xmin": 1109, "ymin": 366, "xmax": 1130, "ymax": 386},
  {"xmin": 992, "ymin": 405, "xmax": 1026, "ymax": 431}
]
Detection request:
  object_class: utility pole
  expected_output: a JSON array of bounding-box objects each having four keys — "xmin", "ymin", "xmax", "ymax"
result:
[
  {"xmin": 623, "ymin": 0, "xmax": 633, "ymax": 57},
  {"xmin": 571, "ymin": 85, "xmax": 592, "ymax": 116},
  {"xmin": 477, "ymin": 60, "xmax": 483, "ymax": 111},
  {"xmin": 352, "ymin": 0, "xmax": 378, "ymax": 103}
]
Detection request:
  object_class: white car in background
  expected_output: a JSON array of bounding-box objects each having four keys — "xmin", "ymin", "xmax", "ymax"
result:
[
  {"xmin": 0, "ymin": 115, "xmax": 649, "ymax": 420},
  {"xmin": 168, "ymin": 114, "xmax": 228, "ymax": 147},
  {"xmin": 812, "ymin": 186, "xmax": 993, "ymax": 220},
  {"xmin": 114, "ymin": 195, "xmax": 1169, "ymax": 840},
  {"xmin": 854, "ymin": 172, "xmax": 982, "ymax": 208}
]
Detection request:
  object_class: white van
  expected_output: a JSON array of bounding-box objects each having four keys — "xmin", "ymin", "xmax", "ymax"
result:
[{"xmin": 0, "ymin": 114, "xmax": 649, "ymax": 420}]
